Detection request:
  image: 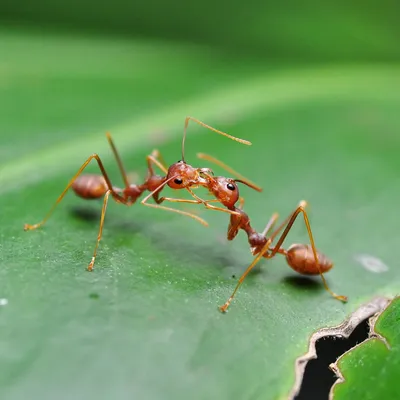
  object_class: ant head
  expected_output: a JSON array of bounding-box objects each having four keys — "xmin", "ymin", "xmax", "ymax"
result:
[
  {"xmin": 210, "ymin": 176, "xmax": 240, "ymax": 208},
  {"xmin": 166, "ymin": 160, "xmax": 200, "ymax": 189}
]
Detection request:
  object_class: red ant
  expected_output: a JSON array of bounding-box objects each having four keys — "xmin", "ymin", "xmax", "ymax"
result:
[
  {"xmin": 187, "ymin": 168, "xmax": 348, "ymax": 312},
  {"xmin": 24, "ymin": 117, "xmax": 252, "ymax": 271}
]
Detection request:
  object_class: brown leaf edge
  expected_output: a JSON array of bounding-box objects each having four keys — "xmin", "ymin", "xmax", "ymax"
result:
[
  {"xmin": 328, "ymin": 296, "xmax": 398, "ymax": 400},
  {"xmin": 287, "ymin": 296, "xmax": 391, "ymax": 400}
]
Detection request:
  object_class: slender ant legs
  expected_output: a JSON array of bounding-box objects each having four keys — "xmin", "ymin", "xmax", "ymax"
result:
[{"xmin": 219, "ymin": 201, "xmax": 347, "ymax": 313}]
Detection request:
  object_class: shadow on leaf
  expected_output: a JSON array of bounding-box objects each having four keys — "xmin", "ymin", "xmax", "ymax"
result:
[
  {"xmin": 70, "ymin": 205, "xmax": 241, "ymax": 274},
  {"xmin": 283, "ymin": 275, "xmax": 322, "ymax": 292}
]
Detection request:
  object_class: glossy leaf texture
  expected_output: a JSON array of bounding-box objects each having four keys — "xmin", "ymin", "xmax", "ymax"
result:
[
  {"xmin": 331, "ymin": 297, "xmax": 400, "ymax": 400},
  {"xmin": 0, "ymin": 30, "xmax": 400, "ymax": 400}
]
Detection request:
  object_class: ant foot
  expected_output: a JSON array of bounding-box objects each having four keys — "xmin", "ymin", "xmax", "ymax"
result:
[
  {"xmin": 219, "ymin": 303, "xmax": 229, "ymax": 313},
  {"xmin": 87, "ymin": 257, "xmax": 95, "ymax": 272},
  {"xmin": 337, "ymin": 295, "xmax": 348, "ymax": 303},
  {"xmin": 24, "ymin": 223, "xmax": 36, "ymax": 231}
]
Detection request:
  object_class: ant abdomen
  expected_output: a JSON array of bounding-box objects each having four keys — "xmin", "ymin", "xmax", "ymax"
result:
[
  {"xmin": 285, "ymin": 243, "xmax": 333, "ymax": 275},
  {"xmin": 72, "ymin": 174, "xmax": 108, "ymax": 199}
]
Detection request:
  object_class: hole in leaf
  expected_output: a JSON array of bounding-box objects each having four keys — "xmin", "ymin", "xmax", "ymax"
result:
[{"xmin": 295, "ymin": 318, "xmax": 370, "ymax": 400}]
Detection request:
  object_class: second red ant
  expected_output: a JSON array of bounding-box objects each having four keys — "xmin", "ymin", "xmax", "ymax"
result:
[{"xmin": 157, "ymin": 157, "xmax": 348, "ymax": 312}]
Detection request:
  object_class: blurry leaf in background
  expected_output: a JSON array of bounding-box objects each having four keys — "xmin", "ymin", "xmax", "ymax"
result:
[{"xmin": 0, "ymin": 1, "xmax": 399, "ymax": 61}]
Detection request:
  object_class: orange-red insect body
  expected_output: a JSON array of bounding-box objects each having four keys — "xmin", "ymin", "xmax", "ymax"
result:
[
  {"xmin": 285, "ymin": 244, "xmax": 333, "ymax": 275},
  {"xmin": 194, "ymin": 172, "xmax": 346, "ymax": 312}
]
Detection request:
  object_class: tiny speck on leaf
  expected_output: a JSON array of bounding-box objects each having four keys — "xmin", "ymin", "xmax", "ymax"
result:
[
  {"xmin": 89, "ymin": 293, "xmax": 100, "ymax": 299},
  {"xmin": 0, "ymin": 298, "xmax": 8, "ymax": 306}
]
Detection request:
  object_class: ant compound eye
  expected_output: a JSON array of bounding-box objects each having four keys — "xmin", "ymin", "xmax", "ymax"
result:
[
  {"xmin": 227, "ymin": 183, "xmax": 236, "ymax": 191},
  {"xmin": 174, "ymin": 178, "xmax": 183, "ymax": 185}
]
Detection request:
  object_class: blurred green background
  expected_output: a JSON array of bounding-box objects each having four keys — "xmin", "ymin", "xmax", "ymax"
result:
[
  {"xmin": 1, "ymin": 0, "xmax": 400, "ymax": 61},
  {"xmin": 1, "ymin": 3, "xmax": 400, "ymax": 400}
]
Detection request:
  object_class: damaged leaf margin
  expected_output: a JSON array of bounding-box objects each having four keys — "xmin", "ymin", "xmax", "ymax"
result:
[
  {"xmin": 329, "ymin": 296, "xmax": 400, "ymax": 400},
  {"xmin": 288, "ymin": 296, "xmax": 391, "ymax": 399}
]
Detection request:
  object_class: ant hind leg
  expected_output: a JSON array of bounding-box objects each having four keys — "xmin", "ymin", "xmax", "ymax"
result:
[
  {"xmin": 266, "ymin": 201, "xmax": 347, "ymax": 302},
  {"xmin": 24, "ymin": 154, "xmax": 124, "ymax": 231}
]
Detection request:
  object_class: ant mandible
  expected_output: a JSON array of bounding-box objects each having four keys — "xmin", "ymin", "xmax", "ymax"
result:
[
  {"xmin": 187, "ymin": 168, "xmax": 348, "ymax": 312},
  {"xmin": 24, "ymin": 117, "xmax": 252, "ymax": 271}
]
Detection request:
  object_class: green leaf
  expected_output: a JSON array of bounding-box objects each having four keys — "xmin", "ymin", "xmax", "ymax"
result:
[
  {"xmin": 331, "ymin": 297, "xmax": 400, "ymax": 399},
  {"xmin": 1, "ymin": 30, "xmax": 400, "ymax": 400}
]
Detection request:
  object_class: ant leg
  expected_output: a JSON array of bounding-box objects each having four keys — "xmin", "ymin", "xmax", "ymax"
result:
[
  {"xmin": 145, "ymin": 150, "xmax": 169, "ymax": 203},
  {"xmin": 140, "ymin": 176, "xmax": 209, "ymax": 226},
  {"xmin": 24, "ymin": 154, "xmax": 125, "ymax": 231},
  {"xmin": 186, "ymin": 188, "xmax": 241, "ymax": 216},
  {"xmin": 106, "ymin": 132, "xmax": 130, "ymax": 188},
  {"xmin": 88, "ymin": 190, "xmax": 112, "ymax": 271},
  {"xmin": 153, "ymin": 197, "xmax": 221, "ymax": 224},
  {"xmin": 267, "ymin": 201, "xmax": 307, "ymax": 242},
  {"xmin": 219, "ymin": 239, "xmax": 272, "ymax": 313},
  {"xmin": 158, "ymin": 197, "xmax": 220, "ymax": 205},
  {"xmin": 107, "ymin": 131, "xmax": 168, "ymax": 185},
  {"xmin": 152, "ymin": 197, "xmax": 220, "ymax": 219},
  {"xmin": 146, "ymin": 150, "xmax": 168, "ymax": 176},
  {"xmin": 181, "ymin": 116, "xmax": 251, "ymax": 161},
  {"xmin": 197, "ymin": 153, "xmax": 262, "ymax": 192},
  {"xmin": 261, "ymin": 212, "xmax": 280, "ymax": 237},
  {"xmin": 150, "ymin": 149, "xmax": 168, "ymax": 170},
  {"xmin": 266, "ymin": 201, "xmax": 347, "ymax": 302},
  {"xmin": 203, "ymin": 203, "xmax": 241, "ymax": 216},
  {"xmin": 127, "ymin": 149, "xmax": 168, "ymax": 182}
]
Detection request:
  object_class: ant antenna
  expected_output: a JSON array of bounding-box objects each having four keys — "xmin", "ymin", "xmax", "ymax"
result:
[
  {"xmin": 181, "ymin": 117, "xmax": 251, "ymax": 162},
  {"xmin": 196, "ymin": 152, "xmax": 262, "ymax": 192},
  {"xmin": 234, "ymin": 179, "xmax": 262, "ymax": 193}
]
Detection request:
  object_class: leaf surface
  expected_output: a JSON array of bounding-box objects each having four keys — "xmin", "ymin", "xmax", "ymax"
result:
[
  {"xmin": 0, "ymin": 30, "xmax": 399, "ymax": 400},
  {"xmin": 331, "ymin": 297, "xmax": 400, "ymax": 400}
]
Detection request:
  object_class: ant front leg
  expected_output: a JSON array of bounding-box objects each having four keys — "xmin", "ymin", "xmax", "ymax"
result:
[
  {"xmin": 186, "ymin": 188, "xmax": 241, "ymax": 217},
  {"xmin": 140, "ymin": 176, "xmax": 209, "ymax": 226},
  {"xmin": 266, "ymin": 201, "xmax": 347, "ymax": 302}
]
